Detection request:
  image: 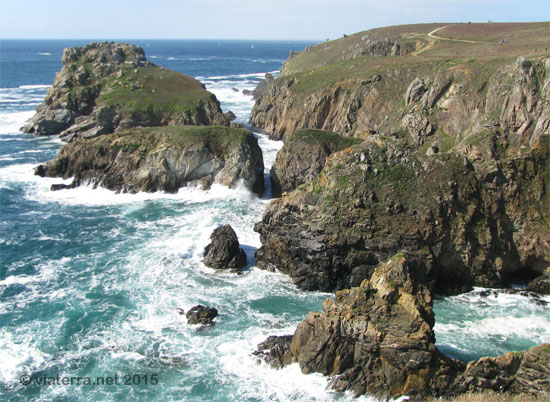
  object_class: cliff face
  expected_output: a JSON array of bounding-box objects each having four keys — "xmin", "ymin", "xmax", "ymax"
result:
[
  {"xmin": 35, "ymin": 126, "xmax": 264, "ymax": 195},
  {"xmin": 251, "ymin": 23, "xmax": 550, "ymax": 401},
  {"xmin": 252, "ymin": 23, "xmax": 550, "ymax": 294},
  {"xmin": 250, "ymin": 56, "xmax": 549, "ymax": 144},
  {"xmin": 255, "ymin": 134, "xmax": 549, "ymax": 294},
  {"xmin": 22, "ymin": 42, "xmax": 228, "ymax": 140},
  {"xmin": 270, "ymin": 129, "xmax": 361, "ymax": 197}
]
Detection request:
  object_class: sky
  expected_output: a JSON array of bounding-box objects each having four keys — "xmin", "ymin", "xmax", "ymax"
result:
[{"xmin": 1, "ymin": 0, "xmax": 548, "ymax": 40}]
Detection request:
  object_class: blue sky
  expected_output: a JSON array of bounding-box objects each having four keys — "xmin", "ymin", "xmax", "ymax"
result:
[{"xmin": 1, "ymin": 0, "xmax": 548, "ymax": 40}]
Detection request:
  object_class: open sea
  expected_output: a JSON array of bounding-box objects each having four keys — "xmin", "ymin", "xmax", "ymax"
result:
[{"xmin": 1, "ymin": 39, "xmax": 549, "ymax": 402}]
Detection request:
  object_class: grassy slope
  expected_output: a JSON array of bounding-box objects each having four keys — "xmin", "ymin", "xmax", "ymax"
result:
[
  {"xmin": 90, "ymin": 125, "xmax": 251, "ymax": 156},
  {"xmin": 97, "ymin": 66, "xmax": 216, "ymax": 117},
  {"xmin": 281, "ymin": 22, "xmax": 549, "ymax": 93}
]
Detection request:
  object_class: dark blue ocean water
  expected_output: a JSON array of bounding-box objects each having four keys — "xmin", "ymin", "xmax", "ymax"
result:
[{"xmin": 0, "ymin": 40, "xmax": 549, "ymax": 402}]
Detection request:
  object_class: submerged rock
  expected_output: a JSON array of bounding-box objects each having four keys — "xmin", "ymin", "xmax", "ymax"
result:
[
  {"xmin": 22, "ymin": 41, "xmax": 228, "ymax": 140},
  {"xmin": 203, "ymin": 225, "xmax": 247, "ymax": 270},
  {"xmin": 186, "ymin": 305, "xmax": 218, "ymax": 325},
  {"xmin": 34, "ymin": 125, "xmax": 265, "ymax": 194}
]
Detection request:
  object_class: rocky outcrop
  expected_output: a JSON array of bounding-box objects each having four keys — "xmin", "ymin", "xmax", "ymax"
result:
[
  {"xmin": 35, "ymin": 125, "xmax": 264, "ymax": 194},
  {"xmin": 22, "ymin": 42, "xmax": 228, "ymax": 140},
  {"xmin": 251, "ymin": 52, "xmax": 549, "ymax": 146},
  {"xmin": 255, "ymin": 134, "xmax": 549, "ymax": 294},
  {"xmin": 255, "ymin": 254, "xmax": 550, "ymax": 400},
  {"xmin": 250, "ymin": 73, "xmax": 274, "ymax": 100},
  {"xmin": 270, "ymin": 129, "xmax": 361, "ymax": 197},
  {"xmin": 252, "ymin": 335, "xmax": 294, "ymax": 369},
  {"xmin": 186, "ymin": 305, "xmax": 218, "ymax": 325},
  {"xmin": 526, "ymin": 269, "xmax": 550, "ymax": 295},
  {"xmin": 203, "ymin": 225, "xmax": 247, "ymax": 270}
]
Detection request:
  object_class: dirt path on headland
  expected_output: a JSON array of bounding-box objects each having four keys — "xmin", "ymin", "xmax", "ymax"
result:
[
  {"xmin": 413, "ymin": 25, "xmax": 484, "ymax": 56},
  {"xmin": 427, "ymin": 25, "xmax": 484, "ymax": 44}
]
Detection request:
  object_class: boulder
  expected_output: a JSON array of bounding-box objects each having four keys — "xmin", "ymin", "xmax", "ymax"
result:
[
  {"xmin": 224, "ymin": 111, "xmax": 237, "ymax": 122},
  {"xmin": 203, "ymin": 225, "xmax": 247, "ymax": 269},
  {"xmin": 186, "ymin": 305, "xmax": 218, "ymax": 325},
  {"xmin": 526, "ymin": 269, "xmax": 550, "ymax": 295},
  {"xmin": 405, "ymin": 77, "xmax": 426, "ymax": 106},
  {"xmin": 253, "ymin": 335, "xmax": 294, "ymax": 369}
]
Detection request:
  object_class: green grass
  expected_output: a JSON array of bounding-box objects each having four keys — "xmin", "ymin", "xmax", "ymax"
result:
[
  {"xmin": 90, "ymin": 125, "xmax": 251, "ymax": 157},
  {"xmin": 97, "ymin": 66, "xmax": 215, "ymax": 117},
  {"xmin": 290, "ymin": 129, "xmax": 362, "ymax": 148}
]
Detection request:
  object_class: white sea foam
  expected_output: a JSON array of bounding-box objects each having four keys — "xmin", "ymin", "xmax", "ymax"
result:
[
  {"xmin": 0, "ymin": 329, "xmax": 50, "ymax": 383},
  {"xmin": 434, "ymin": 287, "xmax": 550, "ymax": 359},
  {"xmin": 37, "ymin": 52, "xmax": 52, "ymax": 56},
  {"xmin": 0, "ymin": 111, "xmax": 36, "ymax": 134},
  {"xmin": 18, "ymin": 85, "xmax": 52, "ymax": 89}
]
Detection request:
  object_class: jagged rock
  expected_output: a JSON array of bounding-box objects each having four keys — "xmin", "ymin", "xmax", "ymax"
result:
[
  {"xmin": 449, "ymin": 343, "xmax": 550, "ymax": 395},
  {"xmin": 526, "ymin": 269, "xmax": 550, "ymax": 295},
  {"xmin": 242, "ymin": 89, "xmax": 254, "ymax": 97},
  {"xmin": 258, "ymin": 254, "xmax": 462, "ymax": 399},
  {"xmin": 270, "ymin": 129, "xmax": 361, "ymax": 197},
  {"xmin": 251, "ymin": 73, "xmax": 274, "ymax": 100},
  {"xmin": 22, "ymin": 41, "xmax": 228, "ymax": 140},
  {"xmin": 253, "ymin": 335, "xmax": 294, "ymax": 369},
  {"xmin": 257, "ymin": 254, "xmax": 550, "ymax": 399},
  {"xmin": 405, "ymin": 77, "xmax": 426, "ymax": 105},
  {"xmin": 255, "ymin": 135, "xmax": 549, "ymax": 294},
  {"xmin": 186, "ymin": 305, "xmax": 218, "ymax": 325},
  {"xmin": 34, "ymin": 126, "xmax": 264, "ymax": 194},
  {"xmin": 224, "ymin": 111, "xmax": 237, "ymax": 122},
  {"xmin": 203, "ymin": 225, "xmax": 247, "ymax": 269}
]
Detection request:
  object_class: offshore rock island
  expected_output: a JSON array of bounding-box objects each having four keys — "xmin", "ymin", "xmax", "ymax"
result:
[
  {"xmin": 251, "ymin": 22, "xmax": 550, "ymax": 400},
  {"xmin": 27, "ymin": 41, "xmax": 264, "ymax": 194}
]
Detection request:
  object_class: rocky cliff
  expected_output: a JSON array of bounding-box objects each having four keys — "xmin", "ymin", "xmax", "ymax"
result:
[
  {"xmin": 251, "ymin": 22, "xmax": 550, "ymax": 400},
  {"xmin": 255, "ymin": 254, "xmax": 550, "ymax": 400},
  {"xmin": 270, "ymin": 129, "xmax": 361, "ymax": 197},
  {"xmin": 251, "ymin": 24, "xmax": 549, "ymax": 144},
  {"xmin": 35, "ymin": 125, "xmax": 264, "ymax": 194},
  {"xmin": 22, "ymin": 42, "xmax": 228, "ymax": 140},
  {"xmin": 253, "ymin": 23, "xmax": 550, "ymax": 294}
]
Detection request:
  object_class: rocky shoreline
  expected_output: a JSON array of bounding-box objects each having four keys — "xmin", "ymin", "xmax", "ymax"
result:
[
  {"xmin": 250, "ymin": 23, "xmax": 550, "ymax": 400},
  {"xmin": 23, "ymin": 25, "xmax": 550, "ymax": 401}
]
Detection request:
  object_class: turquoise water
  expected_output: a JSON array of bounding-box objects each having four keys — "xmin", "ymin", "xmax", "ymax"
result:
[{"xmin": 0, "ymin": 40, "xmax": 549, "ymax": 401}]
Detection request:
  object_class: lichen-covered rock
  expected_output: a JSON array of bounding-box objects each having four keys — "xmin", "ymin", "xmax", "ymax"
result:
[
  {"xmin": 186, "ymin": 305, "xmax": 218, "ymax": 325},
  {"xmin": 255, "ymin": 134, "xmax": 549, "ymax": 294},
  {"xmin": 256, "ymin": 254, "xmax": 550, "ymax": 400},
  {"xmin": 270, "ymin": 129, "xmax": 361, "ymax": 197},
  {"xmin": 22, "ymin": 41, "xmax": 228, "ymax": 140},
  {"xmin": 203, "ymin": 225, "xmax": 247, "ymax": 270},
  {"xmin": 35, "ymin": 125, "xmax": 264, "ymax": 194}
]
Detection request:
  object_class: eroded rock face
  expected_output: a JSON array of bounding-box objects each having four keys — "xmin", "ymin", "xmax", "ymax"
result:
[
  {"xmin": 22, "ymin": 41, "xmax": 228, "ymax": 140},
  {"xmin": 255, "ymin": 254, "xmax": 550, "ymax": 400},
  {"xmin": 186, "ymin": 305, "xmax": 218, "ymax": 325},
  {"xmin": 270, "ymin": 129, "xmax": 361, "ymax": 197},
  {"xmin": 35, "ymin": 126, "xmax": 264, "ymax": 195},
  {"xmin": 256, "ymin": 254, "xmax": 462, "ymax": 399},
  {"xmin": 203, "ymin": 225, "xmax": 247, "ymax": 270},
  {"xmin": 255, "ymin": 135, "xmax": 549, "ymax": 294},
  {"xmin": 250, "ymin": 56, "xmax": 549, "ymax": 149}
]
